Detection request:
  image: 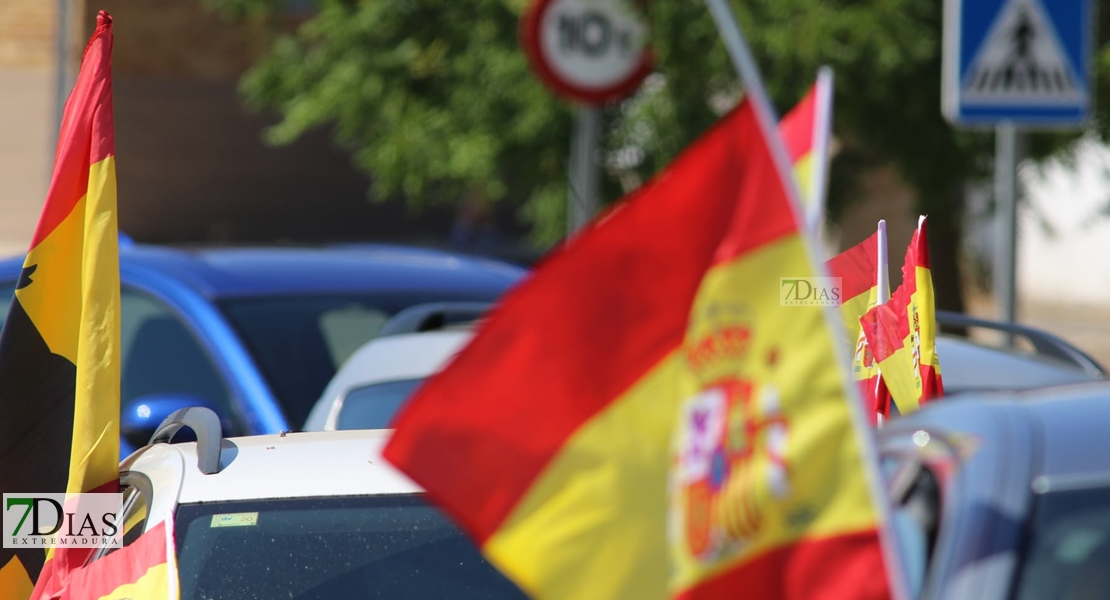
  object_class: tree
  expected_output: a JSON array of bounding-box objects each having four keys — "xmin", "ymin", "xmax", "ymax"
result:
[{"xmin": 204, "ymin": 0, "xmax": 1110, "ymax": 312}]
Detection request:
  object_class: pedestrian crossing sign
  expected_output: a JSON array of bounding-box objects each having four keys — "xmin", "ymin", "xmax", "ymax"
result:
[{"xmin": 943, "ymin": 0, "xmax": 1091, "ymax": 126}]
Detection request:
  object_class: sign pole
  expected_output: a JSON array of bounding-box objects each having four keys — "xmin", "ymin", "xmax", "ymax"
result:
[
  {"xmin": 568, "ymin": 105, "xmax": 602, "ymax": 234},
  {"xmin": 993, "ymin": 122, "xmax": 1021, "ymax": 340}
]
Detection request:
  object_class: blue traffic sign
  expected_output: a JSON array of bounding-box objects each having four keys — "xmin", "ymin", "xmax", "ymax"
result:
[{"xmin": 943, "ymin": 0, "xmax": 1092, "ymax": 126}]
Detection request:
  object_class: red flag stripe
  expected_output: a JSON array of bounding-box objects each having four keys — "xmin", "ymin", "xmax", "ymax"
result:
[
  {"xmin": 826, "ymin": 232, "xmax": 878, "ymax": 302},
  {"xmin": 778, "ymin": 87, "xmax": 817, "ymax": 163},
  {"xmin": 30, "ymin": 12, "xmax": 114, "ymax": 250},
  {"xmin": 674, "ymin": 529, "xmax": 889, "ymax": 599}
]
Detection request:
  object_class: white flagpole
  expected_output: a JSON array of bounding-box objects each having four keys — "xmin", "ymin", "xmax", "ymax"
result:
[
  {"xmin": 875, "ymin": 220, "xmax": 889, "ymax": 425},
  {"xmin": 701, "ymin": 2, "xmax": 909, "ymax": 598},
  {"xmin": 808, "ymin": 66, "xmax": 834, "ymax": 234}
]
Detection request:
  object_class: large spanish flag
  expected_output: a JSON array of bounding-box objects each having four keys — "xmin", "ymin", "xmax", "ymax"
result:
[
  {"xmin": 384, "ymin": 99, "xmax": 892, "ymax": 598},
  {"xmin": 0, "ymin": 11, "xmax": 120, "ymax": 599},
  {"xmin": 826, "ymin": 227, "xmax": 891, "ymax": 422},
  {"xmin": 860, "ymin": 217, "xmax": 944, "ymax": 413}
]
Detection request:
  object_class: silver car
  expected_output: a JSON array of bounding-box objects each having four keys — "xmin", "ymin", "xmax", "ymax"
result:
[{"xmin": 880, "ymin": 382, "xmax": 1110, "ymax": 599}]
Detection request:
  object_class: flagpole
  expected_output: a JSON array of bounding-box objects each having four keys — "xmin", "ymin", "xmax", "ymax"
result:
[
  {"xmin": 875, "ymin": 220, "xmax": 889, "ymax": 425},
  {"xmin": 701, "ymin": 0, "xmax": 799, "ymax": 210},
  {"xmin": 701, "ymin": 3, "xmax": 910, "ymax": 597},
  {"xmin": 808, "ymin": 66, "xmax": 834, "ymax": 234}
]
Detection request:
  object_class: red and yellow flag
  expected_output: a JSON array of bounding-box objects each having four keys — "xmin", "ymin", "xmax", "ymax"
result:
[
  {"xmin": 0, "ymin": 11, "xmax": 120, "ymax": 599},
  {"xmin": 57, "ymin": 520, "xmax": 178, "ymax": 600},
  {"xmin": 860, "ymin": 218, "xmax": 944, "ymax": 413},
  {"xmin": 779, "ymin": 85, "xmax": 819, "ymax": 199},
  {"xmin": 826, "ymin": 231, "xmax": 891, "ymax": 422},
  {"xmin": 384, "ymin": 99, "xmax": 891, "ymax": 599},
  {"xmin": 778, "ymin": 68, "xmax": 833, "ymax": 230}
]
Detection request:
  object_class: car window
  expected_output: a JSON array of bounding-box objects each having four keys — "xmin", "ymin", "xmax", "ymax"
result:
[
  {"xmin": 174, "ymin": 495, "xmax": 526, "ymax": 600},
  {"xmin": 336, "ymin": 378, "xmax": 424, "ymax": 430},
  {"xmin": 0, "ymin": 280, "xmax": 17, "ymax": 330},
  {"xmin": 219, "ymin": 291, "xmax": 501, "ymax": 427},
  {"xmin": 120, "ymin": 289, "xmax": 238, "ymax": 433},
  {"xmin": 1014, "ymin": 483, "xmax": 1110, "ymax": 600},
  {"xmin": 882, "ymin": 455, "xmax": 939, "ymax": 598},
  {"xmin": 317, "ymin": 306, "xmax": 389, "ymax": 368}
]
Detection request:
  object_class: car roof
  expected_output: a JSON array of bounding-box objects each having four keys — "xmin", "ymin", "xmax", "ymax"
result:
[
  {"xmin": 304, "ymin": 330, "xmax": 473, "ymax": 431},
  {"xmin": 936, "ymin": 334, "xmax": 1102, "ymax": 394},
  {"xmin": 133, "ymin": 429, "xmax": 422, "ymax": 504},
  {"xmin": 1013, "ymin": 383, "xmax": 1110, "ymax": 481},
  {"xmin": 0, "ymin": 243, "xmax": 526, "ymax": 299}
]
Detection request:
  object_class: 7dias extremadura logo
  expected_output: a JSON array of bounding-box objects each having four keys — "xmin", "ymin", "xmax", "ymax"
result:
[
  {"xmin": 779, "ymin": 277, "xmax": 842, "ymax": 307},
  {"xmin": 4, "ymin": 493, "xmax": 122, "ymax": 549}
]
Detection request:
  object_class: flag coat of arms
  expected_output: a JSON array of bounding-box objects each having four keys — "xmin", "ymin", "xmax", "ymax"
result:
[
  {"xmin": 0, "ymin": 12, "xmax": 121, "ymax": 599},
  {"xmin": 384, "ymin": 97, "xmax": 893, "ymax": 599},
  {"xmin": 860, "ymin": 217, "xmax": 944, "ymax": 413}
]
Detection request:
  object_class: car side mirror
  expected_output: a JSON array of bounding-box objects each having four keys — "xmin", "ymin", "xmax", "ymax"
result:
[{"xmin": 120, "ymin": 394, "xmax": 224, "ymax": 449}]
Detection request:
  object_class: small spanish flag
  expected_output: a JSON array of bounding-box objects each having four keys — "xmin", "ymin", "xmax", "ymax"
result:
[
  {"xmin": 860, "ymin": 217, "xmax": 944, "ymax": 414},
  {"xmin": 778, "ymin": 68, "xmax": 833, "ymax": 231},
  {"xmin": 0, "ymin": 11, "xmax": 120, "ymax": 599},
  {"xmin": 384, "ymin": 98, "xmax": 892, "ymax": 599},
  {"xmin": 826, "ymin": 225, "xmax": 892, "ymax": 423}
]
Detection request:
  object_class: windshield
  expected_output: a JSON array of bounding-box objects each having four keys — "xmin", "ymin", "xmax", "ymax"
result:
[
  {"xmin": 219, "ymin": 292, "xmax": 498, "ymax": 426},
  {"xmin": 1014, "ymin": 483, "xmax": 1110, "ymax": 600},
  {"xmin": 175, "ymin": 495, "xmax": 526, "ymax": 600},
  {"xmin": 337, "ymin": 379, "xmax": 424, "ymax": 430}
]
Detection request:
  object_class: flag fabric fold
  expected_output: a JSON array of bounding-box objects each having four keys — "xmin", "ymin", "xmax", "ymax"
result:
[
  {"xmin": 384, "ymin": 98, "xmax": 892, "ymax": 599},
  {"xmin": 58, "ymin": 520, "xmax": 178, "ymax": 600},
  {"xmin": 860, "ymin": 218, "xmax": 944, "ymax": 414},
  {"xmin": 0, "ymin": 11, "xmax": 120, "ymax": 599}
]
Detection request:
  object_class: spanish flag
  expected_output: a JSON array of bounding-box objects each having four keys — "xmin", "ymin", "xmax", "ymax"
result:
[
  {"xmin": 778, "ymin": 68, "xmax": 833, "ymax": 231},
  {"xmin": 0, "ymin": 11, "xmax": 120, "ymax": 599},
  {"xmin": 860, "ymin": 217, "xmax": 944, "ymax": 414},
  {"xmin": 384, "ymin": 99, "xmax": 892, "ymax": 598},
  {"xmin": 59, "ymin": 520, "xmax": 178, "ymax": 600},
  {"xmin": 826, "ymin": 225, "xmax": 892, "ymax": 423}
]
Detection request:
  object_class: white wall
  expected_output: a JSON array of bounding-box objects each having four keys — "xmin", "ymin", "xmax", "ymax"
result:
[{"xmin": 1019, "ymin": 138, "xmax": 1110, "ymax": 307}]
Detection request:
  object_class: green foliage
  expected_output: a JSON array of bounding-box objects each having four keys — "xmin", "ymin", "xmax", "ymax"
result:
[{"xmin": 205, "ymin": 0, "xmax": 1108, "ymax": 250}]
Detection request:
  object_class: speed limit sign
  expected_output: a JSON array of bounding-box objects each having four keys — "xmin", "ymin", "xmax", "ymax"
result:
[{"xmin": 521, "ymin": 0, "xmax": 652, "ymax": 104}]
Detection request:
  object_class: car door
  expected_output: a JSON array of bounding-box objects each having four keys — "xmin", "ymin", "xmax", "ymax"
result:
[{"xmin": 117, "ymin": 287, "xmax": 246, "ymax": 450}]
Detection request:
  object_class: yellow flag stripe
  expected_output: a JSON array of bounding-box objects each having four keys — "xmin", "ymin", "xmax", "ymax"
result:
[
  {"xmin": 67, "ymin": 155, "xmax": 121, "ymax": 494},
  {"xmin": 484, "ymin": 352, "xmax": 684, "ymax": 599},
  {"xmin": 95, "ymin": 562, "xmax": 172, "ymax": 600},
  {"xmin": 792, "ymin": 152, "xmax": 814, "ymax": 204}
]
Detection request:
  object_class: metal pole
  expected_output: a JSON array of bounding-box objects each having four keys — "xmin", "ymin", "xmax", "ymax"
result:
[
  {"xmin": 994, "ymin": 122, "xmax": 1019, "ymax": 338},
  {"xmin": 53, "ymin": 0, "xmax": 73, "ymax": 150},
  {"xmin": 568, "ymin": 105, "xmax": 602, "ymax": 234}
]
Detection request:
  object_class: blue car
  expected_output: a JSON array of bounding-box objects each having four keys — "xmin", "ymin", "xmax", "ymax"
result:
[{"xmin": 0, "ymin": 243, "xmax": 525, "ymax": 455}]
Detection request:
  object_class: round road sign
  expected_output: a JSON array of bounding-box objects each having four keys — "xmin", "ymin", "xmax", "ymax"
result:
[{"xmin": 521, "ymin": 0, "xmax": 652, "ymax": 105}]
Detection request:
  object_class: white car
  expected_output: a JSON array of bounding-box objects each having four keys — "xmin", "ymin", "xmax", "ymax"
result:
[
  {"xmin": 110, "ymin": 408, "xmax": 524, "ymax": 599},
  {"xmin": 303, "ymin": 330, "xmax": 472, "ymax": 432}
]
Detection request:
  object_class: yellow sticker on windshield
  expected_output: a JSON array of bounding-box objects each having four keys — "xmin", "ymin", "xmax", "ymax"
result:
[{"xmin": 210, "ymin": 512, "xmax": 259, "ymax": 528}]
